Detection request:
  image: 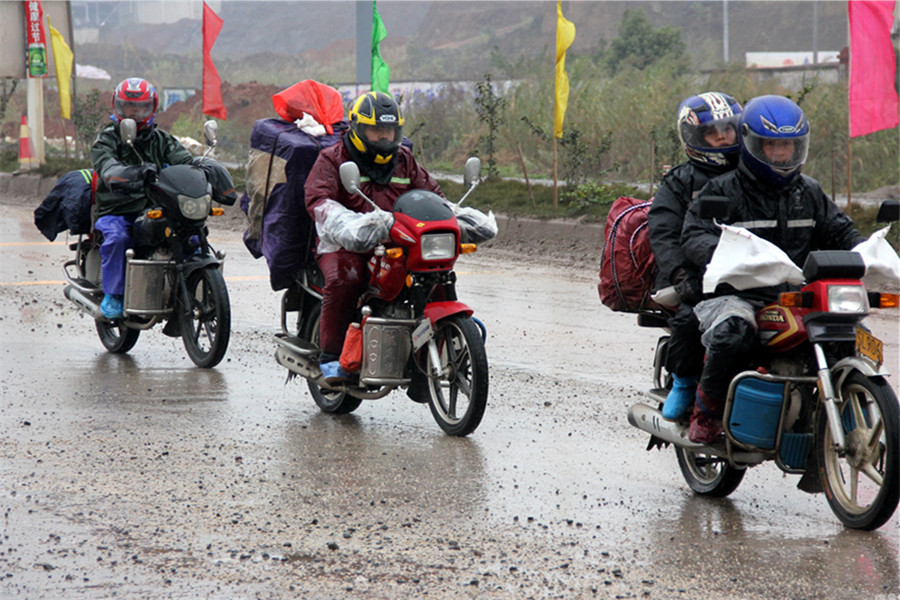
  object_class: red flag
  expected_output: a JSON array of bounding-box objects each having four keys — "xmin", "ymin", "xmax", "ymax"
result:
[
  {"xmin": 848, "ymin": 0, "xmax": 898, "ymax": 137},
  {"xmin": 202, "ymin": 2, "xmax": 227, "ymax": 120}
]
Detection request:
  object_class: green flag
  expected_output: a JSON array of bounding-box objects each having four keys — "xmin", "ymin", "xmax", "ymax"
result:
[{"xmin": 371, "ymin": 1, "xmax": 390, "ymax": 93}]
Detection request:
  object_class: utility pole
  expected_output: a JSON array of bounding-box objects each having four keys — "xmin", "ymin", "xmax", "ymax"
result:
[
  {"xmin": 355, "ymin": 1, "xmax": 370, "ymax": 94},
  {"xmin": 723, "ymin": 0, "xmax": 729, "ymax": 64}
]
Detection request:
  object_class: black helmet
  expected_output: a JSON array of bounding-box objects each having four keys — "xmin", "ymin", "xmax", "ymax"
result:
[{"xmin": 347, "ymin": 91, "xmax": 404, "ymax": 167}]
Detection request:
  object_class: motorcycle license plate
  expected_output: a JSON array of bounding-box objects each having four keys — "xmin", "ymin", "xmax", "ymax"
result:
[{"xmin": 856, "ymin": 327, "xmax": 883, "ymax": 367}]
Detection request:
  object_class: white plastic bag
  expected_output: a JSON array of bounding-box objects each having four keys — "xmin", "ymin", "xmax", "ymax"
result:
[
  {"xmin": 852, "ymin": 225, "xmax": 900, "ymax": 289},
  {"xmin": 314, "ymin": 199, "xmax": 393, "ymax": 254},
  {"xmin": 455, "ymin": 206, "xmax": 498, "ymax": 244},
  {"xmin": 702, "ymin": 224, "xmax": 804, "ymax": 293}
]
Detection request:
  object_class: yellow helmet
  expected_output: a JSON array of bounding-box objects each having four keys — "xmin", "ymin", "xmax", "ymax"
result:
[{"xmin": 348, "ymin": 91, "xmax": 404, "ymax": 166}]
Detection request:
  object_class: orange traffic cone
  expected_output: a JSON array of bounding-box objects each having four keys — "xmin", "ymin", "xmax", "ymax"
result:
[{"xmin": 18, "ymin": 115, "xmax": 35, "ymax": 171}]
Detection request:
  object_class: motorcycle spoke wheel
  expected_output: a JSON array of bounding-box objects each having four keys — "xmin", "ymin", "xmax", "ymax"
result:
[
  {"xmin": 302, "ymin": 303, "xmax": 362, "ymax": 414},
  {"xmin": 426, "ymin": 315, "xmax": 488, "ymax": 437},
  {"xmin": 817, "ymin": 372, "xmax": 899, "ymax": 530},
  {"xmin": 96, "ymin": 318, "xmax": 140, "ymax": 354},
  {"xmin": 675, "ymin": 447, "xmax": 745, "ymax": 497},
  {"xmin": 181, "ymin": 267, "xmax": 230, "ymax": 368}
]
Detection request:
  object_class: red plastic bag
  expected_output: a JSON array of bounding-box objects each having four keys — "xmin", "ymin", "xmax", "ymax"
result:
[
  {"xmin": 598, "ymin": 196, "xmax": 660, "ymax": 312},
  {"xmin": 272, "ymin": 80, "xmax": 345, "ymax": 134},
  {"xmin": 339, "ymin": 322, "xmax": 363, "ymax": 373}
]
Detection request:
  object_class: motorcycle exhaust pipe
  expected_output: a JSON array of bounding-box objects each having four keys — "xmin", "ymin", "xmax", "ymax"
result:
[
  {"xmin": 627, "ymin": 402, "xmax": 704, "ymax": 449},
  {"xmin": 64, "ymin": 284, "xmax": 103, "ymax": 320}
]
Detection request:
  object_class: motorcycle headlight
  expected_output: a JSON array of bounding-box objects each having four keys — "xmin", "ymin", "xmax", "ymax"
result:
[
  {"xmin": 177, "ymin": 193, "xmax": 211, "ymax": 220},
  {"xmin": 827, "ymin": 284, "xmax": 869, "ymax": 314},
  {"xmin": 421, "ymin": 232, "xmax": 457, "ymax": 260}
]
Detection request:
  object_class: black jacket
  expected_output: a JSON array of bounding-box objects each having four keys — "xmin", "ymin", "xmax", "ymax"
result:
[
  {"xmin": 648, "ymin": 161, "xmax": 732, "ymax": 289},
  {"xmin": 682, "ymin": 160, "xmax": 863, "ymax": 297}
]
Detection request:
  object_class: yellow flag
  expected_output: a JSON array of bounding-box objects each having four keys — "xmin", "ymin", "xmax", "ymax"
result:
[
  {"xmin": 554, "ymin": 0, "xmax": 575, "ymax": 138},
  {"xmin": 47, "ymin": 17, "xmax": 74, "ymax": 120}
]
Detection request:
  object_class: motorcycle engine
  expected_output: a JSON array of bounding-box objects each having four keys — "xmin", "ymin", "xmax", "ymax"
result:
[{"xmin": 769, "ymin": 358, "xmax": 805, "ymax": 431}]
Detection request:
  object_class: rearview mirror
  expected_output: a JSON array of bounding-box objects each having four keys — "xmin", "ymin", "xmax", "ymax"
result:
[
  {"xmin": 119, "ymin": 118, "xmax": 137, "ymax": 146},
  {"xmin": 463, "ymin": 156, "xmax": 482, "ymax": 189},
  {"xmin": 339, "ymin": 162, "xmax": 362, "ymax": 195},
  {"xmin": 697, "ymin": 195, "xmax": 732, "ymax": 220},
  {"xmin": 203, "ymin": 120, "xmax": 218, "ymax": 147},
  {"xmin": 876, "ymin": 199, "xmax": 899, "ymax": 223}
]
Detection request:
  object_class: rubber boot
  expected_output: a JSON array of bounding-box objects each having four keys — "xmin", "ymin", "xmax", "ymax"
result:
[
  {"xmin": 662, "ymin": 374, "xmax": 697, "ymax": 420},
  {"xmin": 689, "ymin": 388, "xmax": 724, "ymax": 443}
]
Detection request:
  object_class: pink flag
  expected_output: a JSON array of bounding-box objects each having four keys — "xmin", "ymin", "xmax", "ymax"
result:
[
  {"xmin": 202, "ymin": 2, "xmax": 227, "ymax": 120},
  {"xmin": 848, "ymin": 0, "xmax": 898, "ymax": 138}
]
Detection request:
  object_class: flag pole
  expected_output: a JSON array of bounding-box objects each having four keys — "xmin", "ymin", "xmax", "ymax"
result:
[{"xmin": 553, "ymin": 138, "xmax": 559, "ymax": 209}]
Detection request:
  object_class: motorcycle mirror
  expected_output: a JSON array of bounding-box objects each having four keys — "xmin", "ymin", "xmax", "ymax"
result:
[
  {"xmin": 339, "ymin": 162, "xmax": 362, "ymax": 194},
  {"xmin": 119, "ymin": 118, "xmax": 137, "ymax": 146},
  {"xmin": 697, "ymin": 195, "xmax": 732, "ymax": 220},
  {"xmin": 876, "ymin": 199, "xmax": 899, "ymax": 223},
  {"xmin": 463, "ymin": 156, "xmax": 482, "ymax": 189},
  {"xmin": 203, "ymin": 120, "xmax": 218, "ymax": 147}
]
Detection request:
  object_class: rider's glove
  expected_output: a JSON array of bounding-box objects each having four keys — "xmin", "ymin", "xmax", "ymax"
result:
[
  {"xmin": 672, "ymin": 267, "xmax": 703, "ymax": 306},
  {"xmin": 139, "ymin": 163, "xmax": 159, "ymax": 185}
]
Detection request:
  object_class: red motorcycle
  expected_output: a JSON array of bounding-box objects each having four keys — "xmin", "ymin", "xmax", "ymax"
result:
[
  {"xmin": 274, "ymin": 158, "xmax": 490, "ymax": 436},
  {"xmin": 628, "ymin": 199, "xmax": 900, "ymax": 530}
]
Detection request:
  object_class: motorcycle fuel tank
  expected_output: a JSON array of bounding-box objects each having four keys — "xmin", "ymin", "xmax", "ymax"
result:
[{"xmin": 757, "ymin": 304, "xmax": 807, "ymax": 352}]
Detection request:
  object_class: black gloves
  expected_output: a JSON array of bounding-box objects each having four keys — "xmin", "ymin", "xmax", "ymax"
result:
[
  {"xmin": 672, "ymin": 267, "xmax": 703, "ymax": 306},
  {"xmin": 139, "ymin": 163, "xmax": 159, "ymax": 184}
]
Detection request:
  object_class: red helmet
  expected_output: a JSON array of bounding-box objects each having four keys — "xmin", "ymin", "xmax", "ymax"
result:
[{"xmin": 112, "ymin": 78, "xmax": 159, "ymax": 130}]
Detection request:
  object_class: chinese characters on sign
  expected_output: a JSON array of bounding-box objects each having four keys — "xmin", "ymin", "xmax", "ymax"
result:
[{"xmin": 25, "ymin": 0, "xmax": 47, "ymax": 78}]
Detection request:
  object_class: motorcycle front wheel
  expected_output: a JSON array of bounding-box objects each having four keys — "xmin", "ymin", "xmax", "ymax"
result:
[
  {"xmin": 425, "ymin": 315, "xmax": 488, "ymax": 437},
  {"xmin": 181, "ymin": 266, "xmax": 231, "ymax": 368},
  {"xmin": 675, "ymin": 447, "xmax": 746, "ymax": 497},
  {"xmin": 817, "ymin": 372, "xmax": 899, "ymax": 530},
  {"xmin": 96, "ymin": 319, "xmax": 140, "ymax": 354},
  {"xmin": 302, "ymin": 303, "xmax": 362, "ymax": 414}
]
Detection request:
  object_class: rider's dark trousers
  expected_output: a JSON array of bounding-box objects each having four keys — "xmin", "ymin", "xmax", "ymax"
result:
[
  {"xmin": 317, "ymin": 249, "xmax": 370, "ymax": 359},
  {"xmin": 697, "ymin": 315, "xmax": 755, "ymax": 415},
  {"xmin": 666, "ymin": 303, "xmax": 704, "ymax": 378}
]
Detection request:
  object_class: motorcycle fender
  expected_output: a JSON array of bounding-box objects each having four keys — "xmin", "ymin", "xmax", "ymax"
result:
[
  {"xmin": 181, "ymin": 255, "xmax": 221, "ymax": 279},
  {"xmin": 424, "ymin": 301, "xmax": 473, "ymax": 325},
  {"xmin": 831, "ymin": 356, "xmax": 886, "ymax": 391}
]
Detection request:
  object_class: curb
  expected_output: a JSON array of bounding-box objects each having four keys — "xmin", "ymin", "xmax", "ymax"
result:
[{"xmin": 0, "ymin": 172, "xmax": 58, "ymax": 200}]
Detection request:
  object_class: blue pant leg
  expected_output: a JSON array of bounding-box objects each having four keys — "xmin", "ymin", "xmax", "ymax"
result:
[{"xmin": 95, "ymin": 214, "xmax": 135, "ymax": 295}]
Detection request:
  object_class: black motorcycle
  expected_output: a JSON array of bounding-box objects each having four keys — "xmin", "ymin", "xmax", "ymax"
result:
[{"xmin": 63, "ymin": 119, "xmax": 236, "ymax": 368}]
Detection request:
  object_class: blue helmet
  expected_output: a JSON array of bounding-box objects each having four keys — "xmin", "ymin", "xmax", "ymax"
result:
[
  {"xmin": 677, "ymin": 92, "xmax": 742, "ymax": 168},
  {"xmin": 739, "ymin": 95, "xmax": 809, "ymax": 186}
]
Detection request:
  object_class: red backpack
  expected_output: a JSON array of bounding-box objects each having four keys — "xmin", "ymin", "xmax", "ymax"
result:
[{"xmin": 598, "ymin": 196, "xmax": 660, "ymax": 312}]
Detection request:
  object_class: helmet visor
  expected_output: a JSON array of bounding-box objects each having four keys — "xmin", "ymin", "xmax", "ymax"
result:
[
  {"xmin": 358, "ymin": 122, "xmax": 402, "ymax": 157},
  {"xmin": 744, "ymin": 130, "xmax": 809, "ymax": 175},
  {"xmin": 680, "ymin": 114, "xmax": 740, "ymax": 152},
  {"xmin": 114, "ymin": 98, "xmax": 155, "ymax": 123}
]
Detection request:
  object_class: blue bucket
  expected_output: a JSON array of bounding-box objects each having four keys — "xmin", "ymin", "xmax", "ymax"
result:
[{"xmin": 728, "ymin": 378, "xmax": 785, "ymax": 449}]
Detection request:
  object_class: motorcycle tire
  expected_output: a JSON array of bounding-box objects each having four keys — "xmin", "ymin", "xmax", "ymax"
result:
[
  {"xmin": 96, "ymin": 319, "xmax": 140, "ymax": 354},
  {"xmin": 816, "ymin": 372, "xmax": 899, "ymax": 530},
  {"xmin": 301, "ymin": 303, "xmax": 362, "ymax": 415},
  {"xmin": 424, "ymin": 315, "xmax": 488, "ymax": 437},
  {"xmin": 181, "ymin": 266, "xmax": 231, "ymax": 368},
  {"xmin": 675, "ymin": 447, "xmax": 746, "ymax": 497}
]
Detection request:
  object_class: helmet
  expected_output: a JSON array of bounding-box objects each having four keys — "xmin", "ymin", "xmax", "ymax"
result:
[
  {"xmin": 112, "ymin": 77, "xmax": 159, "ymax": 130},
  {"xmin": 677, "ymin": 92, "xmax": 742, "ymax": 168},
  {"xmin": 739, "ymin": 95, "xmax": 809, "ymax": 186},
  {"xmin": 347, "ymin": 91, "xmax": 404, "ymax": 166}
]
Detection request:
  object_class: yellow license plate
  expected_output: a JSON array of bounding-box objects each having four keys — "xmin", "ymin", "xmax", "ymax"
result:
[{"xmin": 856, "ymin": 327, "xmax": 883, "ymax": 367}]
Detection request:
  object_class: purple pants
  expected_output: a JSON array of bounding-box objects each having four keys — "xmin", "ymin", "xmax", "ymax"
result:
[
  {"xmin": 95, "ymin": 214, "xmax": 135, "ymax": 295},
  {"xmin": 317, "ymin": 250, "xmax": 370, "ymax": 357}
]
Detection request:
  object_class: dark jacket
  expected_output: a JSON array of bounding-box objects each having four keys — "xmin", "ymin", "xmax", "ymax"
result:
[
  {"xmin": 33, "ymin": 168, "xmax": 94, "ymax": 241},
  {"xmin": 90, "ymin": 122, "xmax": 193, "ymax": 218},
  {"xmin": 648, "ymin": 161, "xmax": 731, "ymax": 289},
  {"xmin": 305, "ymin": 136, "xmax": 443, "ymax": 218},
  {"xmin": 682, "ymin": 160, "xmax": 863, "ymax": 297}
]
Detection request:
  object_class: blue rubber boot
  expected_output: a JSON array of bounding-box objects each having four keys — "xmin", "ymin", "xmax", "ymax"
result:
[
  {"xmin": 662, "ymin": 374, "xmax": 697, "ymax": 420},
  {"xmin": 320, "ymin": 360, "xmax": 349, "ymax": 385},
  {"xmin": 101, "ymin": 294, "xmax": 124, "ymax": 320}
]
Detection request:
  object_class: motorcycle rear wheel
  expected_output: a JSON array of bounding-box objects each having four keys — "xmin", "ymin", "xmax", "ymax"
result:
[
  {"xmin": 675, "ymin": 447, "xmax": 746, "ymax": 497},
  {"xmin": 425, "ymin": 315, "xmax": 488, "ymax": 437},
  {"xmin": 96, "ymin": 319, "xmax": 140, "ymax": 353},
  {"xmin": 817, "ymin": 372, "xmax": 899, "ymax": 530},
  {"xmin": 302, "ymin": 303, "xmax": 362, "ymax": 414},
  {"xmin": 182, "ymin": 267, "xmax": 231, "ymax": 368}
]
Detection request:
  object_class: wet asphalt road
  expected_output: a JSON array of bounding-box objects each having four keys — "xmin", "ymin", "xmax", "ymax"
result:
[{"xmin": 1, "ymin": 200, "xmax": 899, "ymax": 600}]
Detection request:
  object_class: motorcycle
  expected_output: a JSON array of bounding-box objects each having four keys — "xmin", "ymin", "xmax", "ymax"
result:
[
  {"xmin": 628, "ymin": 198, "xmax": 900, "ymax": 530},
  {"xmin": 63, "ymin": 118, "xmax": 235, "ymax": 368},
  {"xmin": 274, "ymin": 157, "xmax": 491, "ymax": 436}
]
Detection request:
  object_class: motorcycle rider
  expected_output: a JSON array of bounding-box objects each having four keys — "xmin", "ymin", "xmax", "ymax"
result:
[
  {"xmin": 305, "ymin": 91, "xmax": 444, "ymax": 384},
  {"xmin": 91, "ymin": 77, "xmax": 193, "ymax": 319},
  {"xmin": 681, "ymin": 95, "xmax": 863, "ymax": 443},
  {"xmin": 648, "ymin": 91, "xmax": 742, "ymax": 420}
]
